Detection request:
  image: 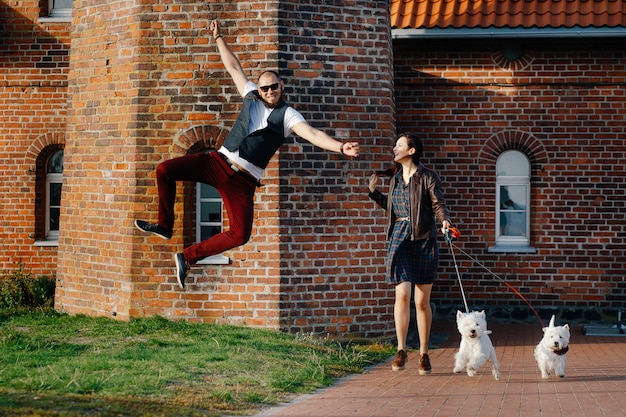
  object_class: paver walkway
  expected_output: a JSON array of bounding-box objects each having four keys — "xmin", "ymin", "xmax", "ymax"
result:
[{"xmin": 254, "ymin": 321, "xmax": 625, "ymax": 417}]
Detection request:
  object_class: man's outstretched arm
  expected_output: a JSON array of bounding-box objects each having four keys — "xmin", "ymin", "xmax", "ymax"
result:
[
  {"xmin": 291, "ymin": 122, "xmax": 359, "ymax": 157},
  {"xmin": 210, "ymin": 19, "xmax": 249, "ymax": 96}
]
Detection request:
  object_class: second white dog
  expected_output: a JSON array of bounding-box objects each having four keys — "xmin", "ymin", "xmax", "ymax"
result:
[
  {"xmin": 534, "ymin": 315, "xmax": 570, "ymax": 378},
  {"xmin": 453, "ymin": 310, "xmax": 501, "ymax": 380}
]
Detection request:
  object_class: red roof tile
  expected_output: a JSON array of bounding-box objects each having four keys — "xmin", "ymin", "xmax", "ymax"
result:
[{"xmin": 390, "ymin": 0, "xmax": 626, "ymax": 29}]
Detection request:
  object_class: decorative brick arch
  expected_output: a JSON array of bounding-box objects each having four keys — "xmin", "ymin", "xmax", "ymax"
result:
[
  {"xmin": 25, "ymin": 132, "xmax": 65, "ymax": 168},
  {"xmin": 478, "ymin": 130, "xmax": 548, "ymax": 175},
  {"xmin": 172, "ymin": 125, "xmax": 229, "ymax": 155},
  {"xmin": 491, "ymin": 47, "xmax": 534, "ymax": 71}
]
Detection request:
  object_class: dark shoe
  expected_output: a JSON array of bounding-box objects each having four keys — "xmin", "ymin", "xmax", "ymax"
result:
[
  {"xmin": 135, "ymin": 220, "xmax": 172, "ymax": 240},
  {"xmin": 419, "ymin": 353, "xmax": 432, "ymax": 375},
  {"xmin": 174, "ymin": 253, "xmax": 190, "ymax": 289},
  {"xmin": 391, "ymin": 350, "xmax": 408, "ymax": 371}
]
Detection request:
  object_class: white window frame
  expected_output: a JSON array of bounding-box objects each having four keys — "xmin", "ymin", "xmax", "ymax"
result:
[
  {"xmin": 39, "ymin": 0, "xmax": 72, "ymax": 22},
  {"xmin": 195, "ymin": 183, "xmax": 229, "ymax": 265},
  {"xmin": 45, "ymin": 172, "xmax": 62, "ymax": 241},
  {"xmin": 489, "ymin": 150, "xmax": 535, "ymax": 253},
  {"xmin": 50, "ymin": 0, "xmax": 72, "ymax": 17},
  {"xmin": 45, "ymin": 150, "xmax": 63, "ymax": 242}
]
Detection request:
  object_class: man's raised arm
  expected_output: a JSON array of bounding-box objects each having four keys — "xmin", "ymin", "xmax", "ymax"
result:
[{"xmin": 210, "ymin": 19, "xmax": 249, "ymax": 96}]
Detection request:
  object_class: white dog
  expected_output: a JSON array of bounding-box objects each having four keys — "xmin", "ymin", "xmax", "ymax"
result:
[
  {"xmin": 453, "ymin": 310, "xmax": 501, "ymax": 380},
  {"xmin": 534, "ymin": 315, "xmax": 570, "ymax": 378}
]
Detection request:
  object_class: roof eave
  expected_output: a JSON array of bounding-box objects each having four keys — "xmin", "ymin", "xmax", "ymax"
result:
[{"xmin": 392, "ymin": 26, "xmax": 626, "ymax": 39}]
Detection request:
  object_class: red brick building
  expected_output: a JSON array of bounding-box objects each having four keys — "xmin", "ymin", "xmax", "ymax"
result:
[
  {"xmin": 1, "ymin": 0, "xmax": 624, "ymax": 337},
  {"xmin": 391, "ymin": 0, "xmax": 626, "ymax": 323}
]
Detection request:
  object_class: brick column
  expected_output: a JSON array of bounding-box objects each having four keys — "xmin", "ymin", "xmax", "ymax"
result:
[{"xmin": 55, "ymin": 0, "xmax": 149, "ymax": 320}]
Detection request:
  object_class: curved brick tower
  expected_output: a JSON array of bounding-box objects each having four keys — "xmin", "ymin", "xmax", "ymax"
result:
[{"xmin": 55, "ymin": 1, "xmax": 395, "ymax": 337}]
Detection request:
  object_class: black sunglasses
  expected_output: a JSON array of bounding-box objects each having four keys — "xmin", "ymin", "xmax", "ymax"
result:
[{"xmin": 259, "ymin": 83, "xmax": 280, "ymax": 92}]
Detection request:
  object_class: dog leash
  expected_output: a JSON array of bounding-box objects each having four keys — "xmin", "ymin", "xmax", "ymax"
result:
[
  {"xmin": 443, "ymin": 227, "xmax": 469, "ymax": 313},
  {"xmin": 443, "ymin": 228, "xmax": 545, "ymax": 327}
]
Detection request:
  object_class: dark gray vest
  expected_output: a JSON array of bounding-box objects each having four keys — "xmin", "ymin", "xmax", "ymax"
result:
[{"xmin": 222, "ymin": 91, "xmax": 289, "ymax": 169}]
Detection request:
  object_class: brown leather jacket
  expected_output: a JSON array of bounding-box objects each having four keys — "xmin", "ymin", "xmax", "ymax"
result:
[{"xmin": 369, "ymin": 163, "xmax": 451, "ymax": 241}]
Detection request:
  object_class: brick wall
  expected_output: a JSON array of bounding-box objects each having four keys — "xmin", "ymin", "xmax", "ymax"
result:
[
  {"xmin": 54, "ymin": 0, "xmax": 396, "ymax": 337},
  {"xmin": 393, "ymin": 38, "xmax": 626, "ymax": 320},
  {"xmin": 275, "ymin": 2, "xmax": 395, "ymax": 335},
  {"xmin": 0, "ymin": 0, "xmax": 69, "ymax": 276}
]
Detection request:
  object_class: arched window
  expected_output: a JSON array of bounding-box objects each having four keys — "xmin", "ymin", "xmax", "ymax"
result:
[
  {"xmin": 45, "ymin": 150, "xmax": 63, "ymax": 241},
  {"xmin": 494, "ymin": 150, "xmax": 533, "ymax": 250}
]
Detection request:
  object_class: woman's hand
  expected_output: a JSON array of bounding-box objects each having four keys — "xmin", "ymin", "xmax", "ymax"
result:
[
  {"xmin": 441, "ymin": 220, "xmax": 451, "ymax": 235},
  {"xmin": 369, "ymin": 173, "xmax": 379, "ymax": 193}
]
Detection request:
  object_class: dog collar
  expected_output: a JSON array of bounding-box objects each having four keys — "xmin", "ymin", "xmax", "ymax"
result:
[{"xmin": 554, "ymin": 346, "xmax": 569, "ymax": 356}]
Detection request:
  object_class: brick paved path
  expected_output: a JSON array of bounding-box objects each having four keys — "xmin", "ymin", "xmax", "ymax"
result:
[{"xmin": 255, "ymin": 322, "xmax": 625, "ymax": 417}]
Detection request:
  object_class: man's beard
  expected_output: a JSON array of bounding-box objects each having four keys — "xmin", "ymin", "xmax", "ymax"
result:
[{"xmin": 260, "ymin": 96, "xmax": 280, "ymax": 109}]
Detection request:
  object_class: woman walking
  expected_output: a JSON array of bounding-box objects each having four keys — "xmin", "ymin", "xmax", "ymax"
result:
[{"xmin": 368, "ymin": 133, "xmax": 452, "ymax": 374}]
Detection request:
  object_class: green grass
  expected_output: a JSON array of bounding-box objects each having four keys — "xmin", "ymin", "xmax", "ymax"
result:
[{"xmin": 0, "ymin": 309, "xmax": 394, "ymax": 416}]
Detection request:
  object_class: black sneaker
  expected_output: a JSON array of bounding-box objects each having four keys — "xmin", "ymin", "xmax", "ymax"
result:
[
  {"xmin": 134, "ymin": 220, "xmax": 172, "ymax": 240},
  {"xmin": 174, "ymin": 253, "xmax": 190, "ymax": 289}
]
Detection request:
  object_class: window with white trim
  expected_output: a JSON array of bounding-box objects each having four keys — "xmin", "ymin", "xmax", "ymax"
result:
[
  {"xmin": 45, "ymin": 150, "xmax": 63, "ymax": 241},
  {"xmin": 196, "ymin": 183, "xmax": 228, "ymax": 264},
  {"xmin": 494, "ymin": 150, "xmax": 531, "ymax": 248},
  {"xmin": 48, "ymin": 0, "xmax": 72, "ymax": 18}
]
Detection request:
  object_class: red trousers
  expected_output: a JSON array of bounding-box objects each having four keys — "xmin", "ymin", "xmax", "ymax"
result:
[{"xmin": 156, "ymin": 151, "xmax": 257, "ymax": 265}]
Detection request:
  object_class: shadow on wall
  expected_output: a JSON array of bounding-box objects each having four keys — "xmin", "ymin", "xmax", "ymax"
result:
[{"xmin": 0, "ymin": 2, "xmax": 69, "ymax": 71}]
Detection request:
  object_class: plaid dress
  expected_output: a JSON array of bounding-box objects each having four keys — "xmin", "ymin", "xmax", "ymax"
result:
[{"xmin": 387, "ymin": 175, "xmax": 439, "ymax": 285}]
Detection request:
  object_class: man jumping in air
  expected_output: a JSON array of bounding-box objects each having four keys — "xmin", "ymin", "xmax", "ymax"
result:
[{"xmin": 135, "ymin": 19, "xmax": 359, "ymax": 288}]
